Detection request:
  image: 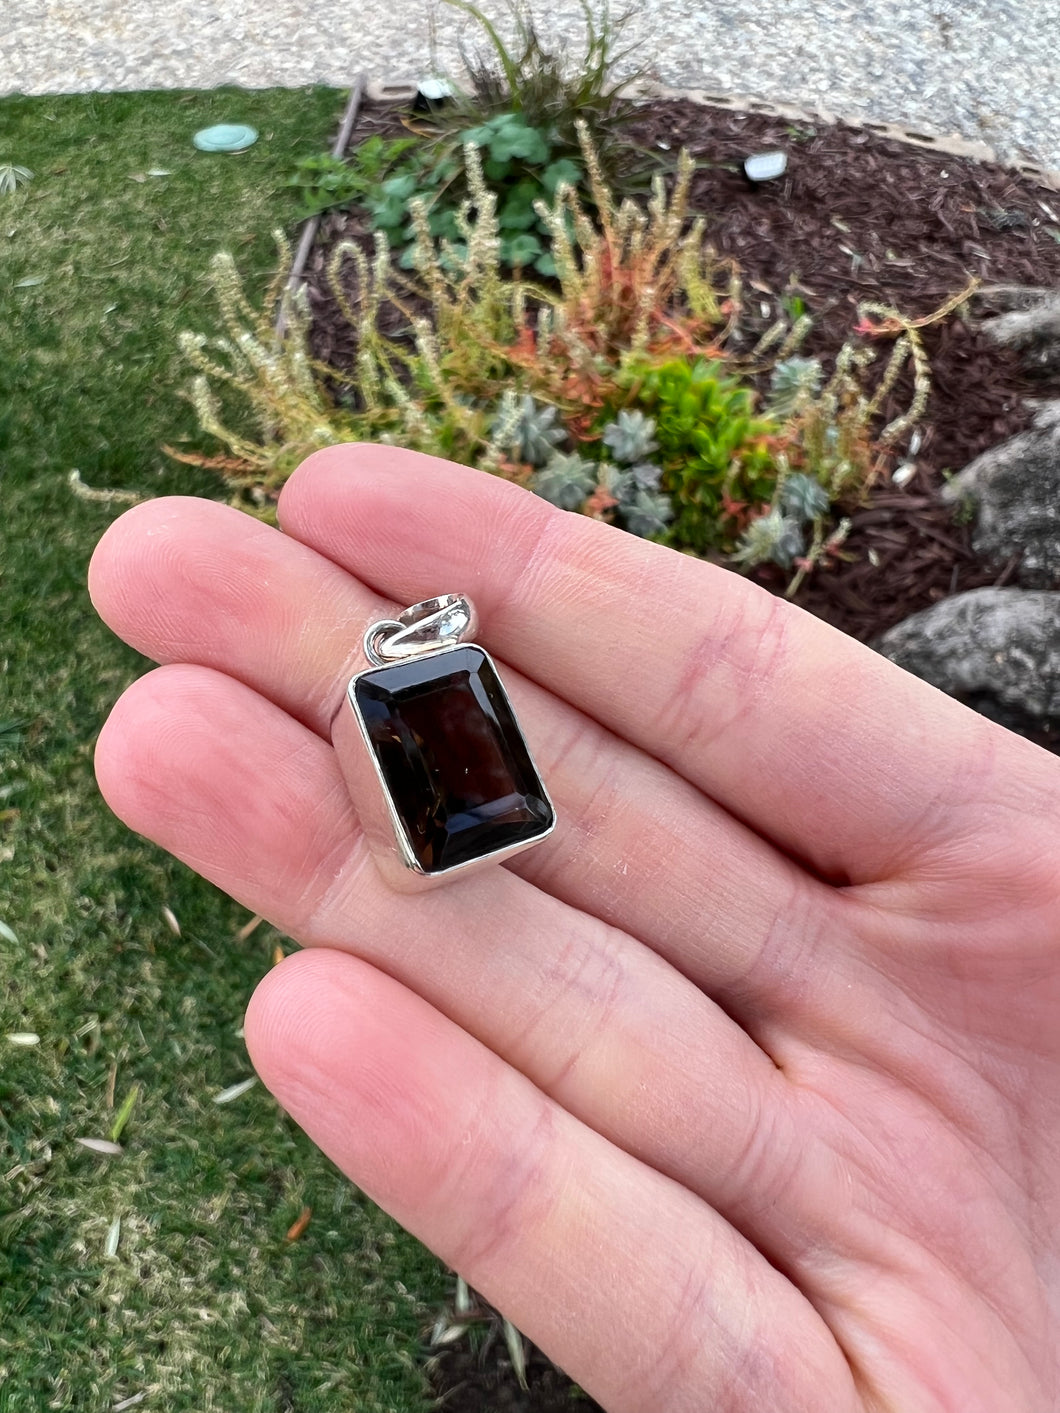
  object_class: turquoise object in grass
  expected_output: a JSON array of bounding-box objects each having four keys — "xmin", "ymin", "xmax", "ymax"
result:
[{"xmin": 193, "ymin": 123, "xmax": 258, "ymax": 153}]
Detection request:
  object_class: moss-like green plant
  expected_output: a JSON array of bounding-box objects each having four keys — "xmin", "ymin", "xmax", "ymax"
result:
[{"xmin": 617, "ymin": 356, "xmax": 780, "ymax": 554}]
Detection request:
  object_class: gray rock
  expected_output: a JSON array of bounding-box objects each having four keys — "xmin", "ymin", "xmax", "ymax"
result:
[
  {"xmin": 1030, "ymin": 400, "xmax": 1060, "ymax": 431},
  {"xmin": 969, "ymin": 285, "xmax": 1060, "ymax": 378},
  {"xmin": 875, "ymin": 587, "xmax": 1060, "ymax": 723},
  {"xmin": 970, "ymin": 285, "xmax": 1060, "ymax": 318},
  {"xmin": 941, "ymin": 408, "xmax": 1060, "ymax": 587}
]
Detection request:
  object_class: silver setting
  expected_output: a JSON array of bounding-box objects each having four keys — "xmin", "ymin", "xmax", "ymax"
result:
[{"xmin": 362, "ymin": 593, "xmax": 478, "ymax": 667}]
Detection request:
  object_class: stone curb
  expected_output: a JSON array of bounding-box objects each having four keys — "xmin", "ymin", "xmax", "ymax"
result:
[{"xmin": 366, "ymin": 76, "xmax": 1060, "ymax": 194}]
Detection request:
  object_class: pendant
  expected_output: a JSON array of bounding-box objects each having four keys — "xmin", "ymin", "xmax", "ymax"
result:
[{"xmin": 331, "ymin": 595, "xmax": 556, "ymax": 890}]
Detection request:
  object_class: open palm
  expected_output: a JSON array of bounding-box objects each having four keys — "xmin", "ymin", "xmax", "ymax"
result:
[{"xmin": 89, "ymin": 445, "xmax": 1060, "ymax": 1412}]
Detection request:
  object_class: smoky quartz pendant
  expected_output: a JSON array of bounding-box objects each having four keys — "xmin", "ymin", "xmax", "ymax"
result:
[{"xmin": 331, "ymin": 596, "xmax": 556, "ymax": 890}]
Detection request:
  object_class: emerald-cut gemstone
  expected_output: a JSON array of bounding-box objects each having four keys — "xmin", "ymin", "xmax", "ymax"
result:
[{"xmin": 353, "ymin": 645, "xmax": 553, "ymax": 874}]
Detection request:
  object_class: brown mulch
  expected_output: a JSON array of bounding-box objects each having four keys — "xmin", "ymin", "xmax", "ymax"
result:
[{"xmin": 299, "ymin": 99, "xmax": 1060, "ymax": 1409}]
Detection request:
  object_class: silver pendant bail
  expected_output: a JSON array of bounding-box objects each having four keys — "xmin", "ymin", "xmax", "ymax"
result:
[{"xmin": 362, "ymin": 594, "xmax": 478, "ymax": 667}]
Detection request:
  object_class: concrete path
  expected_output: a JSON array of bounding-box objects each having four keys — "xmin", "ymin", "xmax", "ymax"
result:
[{"xmin": 6, "ymin": 0, "xmax": 1060, "ymax": 171}]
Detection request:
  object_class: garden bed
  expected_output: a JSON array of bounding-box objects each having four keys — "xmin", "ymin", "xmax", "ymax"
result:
[{"xmin": 302, "ymin": 94, "xmax": 1060, "ymax": 648}]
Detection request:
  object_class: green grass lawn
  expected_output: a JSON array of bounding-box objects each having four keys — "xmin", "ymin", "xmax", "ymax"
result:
[{"xmin": 0, "ymin": 88, "xmax": 447, "ymax": 1412}]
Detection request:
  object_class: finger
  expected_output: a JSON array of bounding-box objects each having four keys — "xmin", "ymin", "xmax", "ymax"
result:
[
  {"xmin": 89, "ymin": 495, "xmax": 843, "ymax": 1020},
  {"xmin": 245, "ymin": 948, "xmax": 856, "ymax": 1413},
  {"xmin": 87, "ymin": 495, "xmax": 376, "ymax": 733},
  {"xmin": 93, "ymin": 664, "xmax": 814, "ymax": 1253},
  {"xmin": 278, "ymin": 444, "xmax": 1023, "ymax": 886}
]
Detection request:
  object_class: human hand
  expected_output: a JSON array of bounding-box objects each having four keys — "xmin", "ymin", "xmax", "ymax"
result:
[{"xmin": 89, "ymin": 446, "xmax": 1060, "ymax": 1412}]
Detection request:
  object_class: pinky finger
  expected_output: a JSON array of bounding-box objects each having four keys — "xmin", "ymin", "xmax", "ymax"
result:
[{"xmin": 245, "ymin": 948, "xmax": 855, "ymax": 1413}]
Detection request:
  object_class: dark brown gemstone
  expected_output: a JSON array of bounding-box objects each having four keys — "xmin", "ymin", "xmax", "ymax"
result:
[{"xmin": 353, "ymin": 646, "xmax": 553, "ymax": 874}]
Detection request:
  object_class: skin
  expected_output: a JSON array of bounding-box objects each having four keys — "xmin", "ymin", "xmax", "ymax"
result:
[{"xmin": 89, "ymin": 444, "xmax": 1060, "ymax": 1413}]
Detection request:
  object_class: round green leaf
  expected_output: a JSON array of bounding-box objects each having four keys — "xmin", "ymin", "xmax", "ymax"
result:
[
  {"xmin": 501, "ymin": 232, "xmax": 543, "ymax": 267},
  {"xmin": 498, "ymin": 181, "xmax": 541, "ymax": 231},
  {"xmin": 541, "ymin": 158, "xmax": 582, "ymax": 195}
]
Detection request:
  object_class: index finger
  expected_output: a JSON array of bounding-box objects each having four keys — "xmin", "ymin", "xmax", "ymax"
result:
[{"xmin": 278, "ymin": 444, "xmax": 1040, "ymax": 885}]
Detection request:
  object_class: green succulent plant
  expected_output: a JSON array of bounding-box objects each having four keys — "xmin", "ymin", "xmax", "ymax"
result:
[
  {"xmin": 531, "ymin": 450, "xmax": 598, "ymax": 509},
  {"xmin": 778, "ymin": 471, "xmax": 830, "ymax": 522},
  {"xmin": 498, "ymin": 393, "xmax": 567, "ymax": 466},
  {"xmin": 463, "ymin": 111, "xmax": 552, "ymax": 167},
  {"xmin": 601, "ymin": 408, "xmax": 658, "ymax": 464},
  {"xmin": 766, "ymin": 355, "xmax": 823, "ymax": 419},
  {"xmin": 590, "ymin": 460, "xmax": 673, "ymax": 539},
  {"xmin": 732, "ymin": 507, "xmax": 805, "ymax": 570},
  {"xmin": 628, "ymin": 461, "xmax": 663, "ymax": 492},
  {"xmin": 429, "ymin": 0, "xmax": 651, "ymax": 193},
  {"xmin": 618, "ymin": 356, "xmax": 780, "ymax": 554},
  {"xmin": 621, "ymin": 487, "xmax": 673, "ymax": 539},
  {"xmin": 596, "ymin": 460, "xmax": 634, "ymax": 502}
]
